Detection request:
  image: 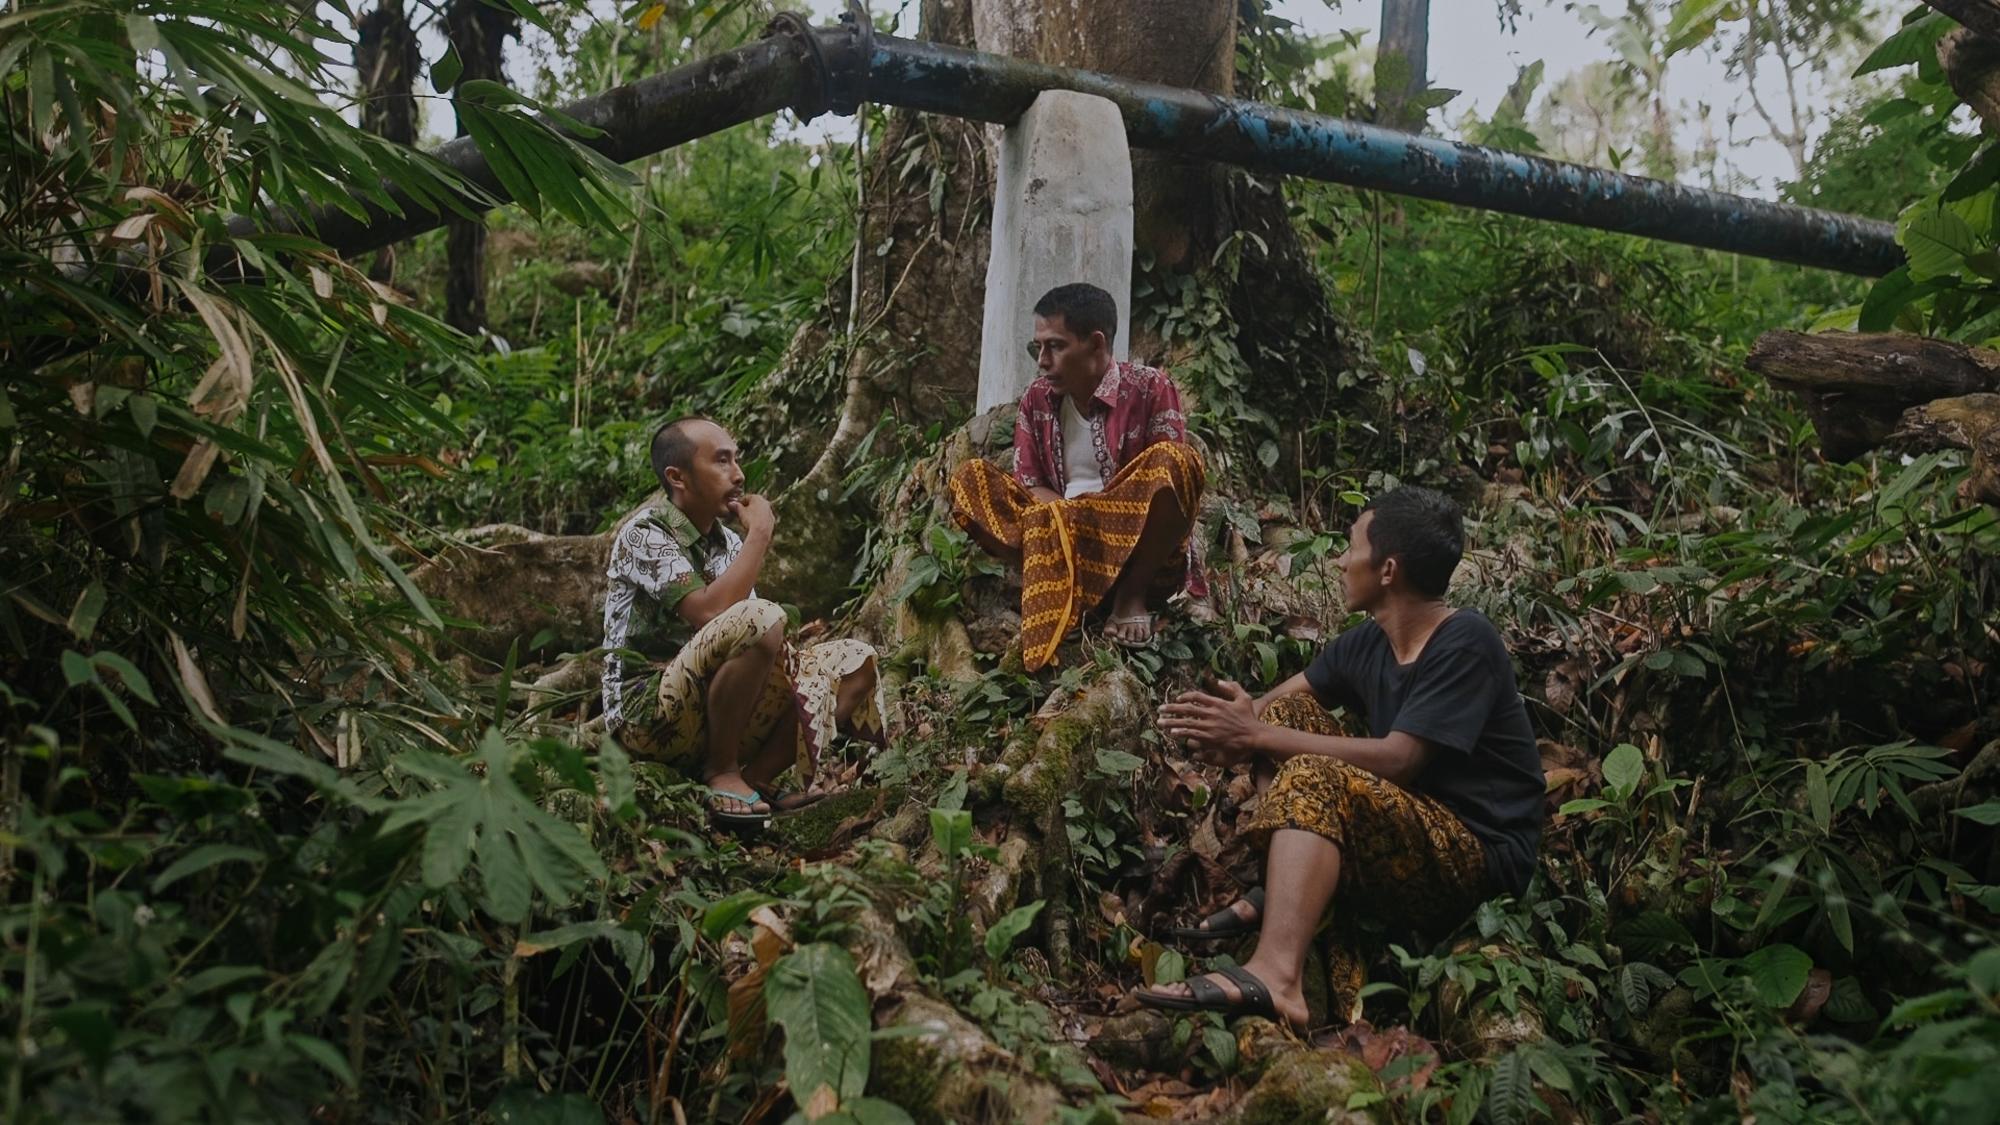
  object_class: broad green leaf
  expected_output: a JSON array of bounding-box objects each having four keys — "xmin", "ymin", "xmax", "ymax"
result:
[
  {"xmin": 1956, "ymin": 800, "xmax": 2000, "ymax": 826},
  {"xmin": 765, "ymin": 943, "xmax": 872, "ymax": 1108},
  {"xmin": 1854, "ymin": 12, "xmax": 1950, "ymax": 77},
  {"xmin": 479, "ymin": 830, "xmax": 532, "ymax": 923},
  {"xmin": 1202, "ymin": 1024, "xmax": 1237, "ymax": 1071},
  {"xmin": 422, "ymin": 790, "xmax": 479, "ymax": 886},
  {"xmin": 1824, "ymin": 976, "xmax": 1876, "ymax": 1023},
  {"xmin": 929, "ymin": 807, "xmax": 972, "ymax": 862},
  {"xmin": 1615, "ymin": 911, "xmax": 1694, "ymax": 956},
  {"xmin": 702, "ymin": 889, "xmax": 776, "ymax": 942},
  {"xmin": 1601, "ymin": 743, "xmax": 1644, "ymax": 798},
  {"xmin": 983, "ymin": 900, "xmax": 1045, "ymax": 962},
  {"xmin": 1903, "ymin": 209, "xmax": 1978, "ymax": 281},
  {"xmin": 1485, "ymin": 1048, "xmax": 1540, "ymax": 1125},
  {"xmin": 1739, "ymin": 943, "xmax": 1812, "ymax": 1008},
  {"xmin": 432, "ymin": 44, "xmax": 462, "ymax": 93}
]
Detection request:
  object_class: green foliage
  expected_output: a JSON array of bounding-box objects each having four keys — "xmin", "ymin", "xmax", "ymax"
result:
[{"xmin": 765, "ymin": 943, "xmax": 873, "ymax": 1111}]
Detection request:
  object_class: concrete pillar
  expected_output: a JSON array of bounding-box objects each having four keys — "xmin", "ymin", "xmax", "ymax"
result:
[{"xmin": 976, "ymin": 91, "xmax": 1134, "ymax": 413}]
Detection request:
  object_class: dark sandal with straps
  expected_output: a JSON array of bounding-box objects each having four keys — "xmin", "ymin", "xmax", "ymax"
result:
[
  {"xmin": 1135, "ymin": 964, "xmax": 1282, "ymax": 1023},
  {"xmin": 1166, "ymin": 887, "xmax": 1265, "ymax": 942},
  {"xmin": 756, "ymin": 786, "xmax": 828, "ymax": 814}
]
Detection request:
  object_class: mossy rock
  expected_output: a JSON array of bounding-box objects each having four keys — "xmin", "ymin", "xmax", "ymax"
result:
[
  {"xmin": 771, "ymin": 785, "xmax": 902, "ymax": 853},
  {"xmin": 1225, "ymin": 1050, "xmax": 1383, "ymax": 1125}
]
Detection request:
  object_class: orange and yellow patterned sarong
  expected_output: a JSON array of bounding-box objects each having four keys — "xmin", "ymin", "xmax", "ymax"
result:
[{"xmin": 948, "ymin": 442, "xmax": 1204, "ymax": 670}]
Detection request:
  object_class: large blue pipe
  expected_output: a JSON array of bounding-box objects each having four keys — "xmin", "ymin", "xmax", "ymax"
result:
[
  {"xmin": 859, "ymin": 32, "xmax": 1901, "ymax": 277},
  {"xmin": 302, "ymin": 12, "xmax": 1901, "ymax": 277}
]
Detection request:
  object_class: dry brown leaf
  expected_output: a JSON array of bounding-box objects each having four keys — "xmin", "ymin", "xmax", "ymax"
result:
[
  {"xmin": 177, "ymin": 283, "xmax": 253, "ymax": 412},
  {"xmin": 801, "ymin": 1084, "xmax": 838, "ymax": 1121},
  {"xmin": 170, "ymin": 631, "xmax": 225, "ymax": 725},
  {"xmin": 725, "ymin": 965, "xmax": 767, "ymax": 1060},
  {"xmin": 749, "ymin": 905, "xmax": 792, "ymax": 969},
  {"xmin": 67, "ymin": 380, "xmax": 95, "ymax": 416},
  {"xmin": 309, "ymin": 266, "xmax": 333, "ymax": 301},
  {"xmin": 109, "ymin": 211, "xmax": 154, "ymax": 242},
  {"xmin": 169, "ymin": 438, "xmax": 220, "ymax": 500}
]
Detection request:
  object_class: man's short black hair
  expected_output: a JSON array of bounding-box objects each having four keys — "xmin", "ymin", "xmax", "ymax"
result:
[
  {"xmin": 1360, "ymin": 486, "xmax": 1464, "ymax": 598},
  {"xmin": 651, "ymin": 416, "xmax": 712, "ymax": 487},
  {"xmin": 1033, "ymin": 283, "xmax": 1117, "ymax": 345}
]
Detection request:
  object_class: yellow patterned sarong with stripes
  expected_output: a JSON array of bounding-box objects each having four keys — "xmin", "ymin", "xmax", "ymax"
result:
[{"xmin": 948, "ymin": 442, "xmax": 1204, "ymax": 671}]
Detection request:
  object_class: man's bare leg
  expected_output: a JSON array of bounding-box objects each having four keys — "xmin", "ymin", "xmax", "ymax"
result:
[
  {"xmin": 740, "ymin": 699, "xmax": 800, "ymax": 798},
  {"xmin": 702, "ymin": 621, "xmax": 785, "ymax": 814},
  {"xmin": 1142, "ymin": 827, "xmax": 1336, "ymax": 1027},
  {"xmin": 1106, "ymin": 489, "xmax": 1192, "ymax": 643}
]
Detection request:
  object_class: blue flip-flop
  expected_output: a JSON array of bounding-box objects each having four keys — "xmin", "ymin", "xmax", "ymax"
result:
[{"xmin": 705, "ymin": 786, "xmax": 771, "ymax": 831}]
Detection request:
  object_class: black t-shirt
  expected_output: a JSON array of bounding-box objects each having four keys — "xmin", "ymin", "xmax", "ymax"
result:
[{"xmin": 1303, "ymin": 609, "xmax": 1544, "ymax": 895}]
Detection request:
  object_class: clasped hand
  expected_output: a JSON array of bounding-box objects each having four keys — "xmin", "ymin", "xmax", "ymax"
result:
[{"xmin": 1157, "ymin": 680, "xmax": 1261, "ymax": 766}]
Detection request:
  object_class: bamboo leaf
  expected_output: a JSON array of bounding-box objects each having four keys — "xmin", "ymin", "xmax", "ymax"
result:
[{"xmin": 151, "ymin": 843, "xmax": 265, "ymax": 892}]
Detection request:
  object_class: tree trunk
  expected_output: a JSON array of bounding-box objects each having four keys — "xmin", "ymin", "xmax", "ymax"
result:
[
  {"xmin": 356, "ymin": 0, "xmax": 420, "ymax": 283},
  {"xmin": 761, "ymin": 0, "xmax": 1356, "ymax": 614},
  {"xmin": 444, "ymin": 0, "xmax": 518, "ymax": 338},
  {"xmin": 1375, "ymin": 0, "xmax": 1432, "ymax": 133}
]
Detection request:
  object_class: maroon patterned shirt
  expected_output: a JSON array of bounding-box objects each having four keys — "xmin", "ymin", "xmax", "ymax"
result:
[{"xmin": 1012, "ymin": 361, "xmax": 1206, "ymax": 597}]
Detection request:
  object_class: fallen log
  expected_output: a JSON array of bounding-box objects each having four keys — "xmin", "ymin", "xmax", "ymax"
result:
[
  {"xmin": 1746, "ymin": 330, "xmax": 2000, "ymax": 459},
  {"xmin": 1746, "ymin": 330, "xmax": 2000, "ymax": 502}
]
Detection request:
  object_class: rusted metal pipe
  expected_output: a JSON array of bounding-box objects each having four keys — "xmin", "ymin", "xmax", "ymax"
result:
[
  {"xmin": 862, "ymin": 33, "xmax": 1902, "ymax": 276},
  {"xmin": 277, "ymin": 8, "xmax": 1898, "ymax": 277}
]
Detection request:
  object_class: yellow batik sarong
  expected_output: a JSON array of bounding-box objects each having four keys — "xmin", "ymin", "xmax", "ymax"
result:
[
  {"xmin": 1245, "ymin": 694, "xmax": 1489, "ymax": 1025},
  {"xmin": 948, "ymin": 441, "xmax": 1204, "ymax": 671},
  {"xmin": 613, "ymin": 598, "xmax": 884, "ymax": 779}
]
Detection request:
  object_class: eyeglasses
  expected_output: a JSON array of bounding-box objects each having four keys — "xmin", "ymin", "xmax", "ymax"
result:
[{"xmin": 1024, "ymin": 339, "xmax": 1070, "ymax": 361}]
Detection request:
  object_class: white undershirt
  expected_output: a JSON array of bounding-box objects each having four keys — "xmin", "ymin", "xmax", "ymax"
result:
[{"xmin": 1060, "ymin": 395, "xmax": 1104, "ymax": 499}]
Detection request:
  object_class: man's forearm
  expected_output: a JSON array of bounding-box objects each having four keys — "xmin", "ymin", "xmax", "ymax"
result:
[
  {"xmin": 680, "ymin": 529, "xmax": 771, "ymax": 624},
  {"xmin": 1247, "ymin": 724, "xmax": 1425, "ymax": 787},
  {"xmin": 1254, "ymin": 672, "xmax": 1312, "ymax": 711}
]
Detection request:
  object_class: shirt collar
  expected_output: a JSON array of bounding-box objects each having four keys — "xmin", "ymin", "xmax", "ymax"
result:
[
  {"xmin": 654, "ymin": 499, "xmax": 726, "ymax": 554},
  {"xmin": 1091, "ymin": 362, "xmax": 1127, "ymax": 410}
]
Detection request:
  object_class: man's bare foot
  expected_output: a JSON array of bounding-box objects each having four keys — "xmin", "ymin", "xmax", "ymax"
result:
[
  {"xmin": 702, "ymin": 770, "xmax": 771, "ymax": 816},
  {"xmin": 1104, "ymin": 589, "xmax": 1159, "ymax": 645},
  {"xmin": 1200, "ymin": 897, "xmax": 1260, "ymax": 932}
]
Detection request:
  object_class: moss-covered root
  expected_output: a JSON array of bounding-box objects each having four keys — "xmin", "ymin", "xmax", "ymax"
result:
[
  {"xmin": 998, "ymin": 668, "xmax": 1151, "ymax": 827},
  {"xmin": 869, "ymin": 994, "xmax": 1069, "ymax": 1124},
  {"xmin": 1225, "ymin": 1048, "xmax": 1385, "ymax": 1125},
  {"xmin": 770, "ymin": 785, "xmax": 901, "ymax": 853}
]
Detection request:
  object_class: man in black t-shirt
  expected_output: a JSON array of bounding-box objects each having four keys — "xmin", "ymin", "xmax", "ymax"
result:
[{"xmin": 1137, "ymin": 486, "xmax": 1544, "ymax": 1029}]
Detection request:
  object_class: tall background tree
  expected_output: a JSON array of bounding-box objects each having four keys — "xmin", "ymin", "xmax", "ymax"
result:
[
  {"xmin": 356, "ymin": 0, "xmax": 421, "ymax": 282},
  {"xmin": 762, "ymin": 0, "xmax": 1356, "ymax": 609},
  {"xmin": 443, "ymin": 0, "xmax": 520, "ymax": 336},
  {"xmin": 1375, "ymin": 0, "xmax": 1432, "ymax": 130}
]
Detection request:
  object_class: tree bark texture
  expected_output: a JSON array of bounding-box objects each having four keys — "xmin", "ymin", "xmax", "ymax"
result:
[
  {"xmin": 356, "ymin": 0, "xmax": 420, "ymax": 283},
  {"xmin": 444, "ymin": 0, "xmax": 518, "ymax": 337},
  {"xmin": 1748, "ymin": 329, "xmax": 2000, "ymax": 503},
  {"xmin": 1375, "ymin": 0, "xmax": 1432, "ymax": 133},
  {"xmin": 761, "ymin": 0, "xmax": 1356, "ymax": 614},
  {"xmin": 1940, "ymin": 24, "xmax": 2000, "ymax": 134}
]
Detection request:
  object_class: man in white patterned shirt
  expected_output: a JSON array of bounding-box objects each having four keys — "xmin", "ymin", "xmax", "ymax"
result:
[{"xmin": 602, "ymin": 417, "xmax": 881, "ymax": 829}]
